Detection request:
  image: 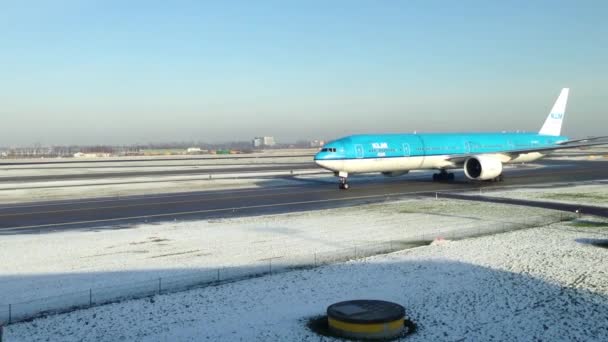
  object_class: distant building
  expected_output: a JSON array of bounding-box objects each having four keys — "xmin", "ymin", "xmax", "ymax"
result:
[
  {"xmin": 263, "ymin": 136, "xmax": 276, "ymax": 146},
  {"xmin": 186, "ymin": 147, "xmax": 202, "ymax": 154},
  {"xmin": 73, "ymin": 152, "xmax": 111, "ymax": 158},
  {"xmin": 252, "ymin": 136, "xmax": 276, "ymax": 148},
  {"xmin": 252, "ymin": 137, "xmax": 263, "ymax": 148},
  {"xmin": 310, "ymin": 140, "xmax": 325, "ymax": 148}
]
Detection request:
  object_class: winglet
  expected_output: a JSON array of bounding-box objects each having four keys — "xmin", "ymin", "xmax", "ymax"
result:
[{"xmin": 539, "ymin": 88, "xmax": 569, "ymax": 136}]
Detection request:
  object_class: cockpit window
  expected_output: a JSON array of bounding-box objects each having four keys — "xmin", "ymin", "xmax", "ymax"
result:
[
  {"xmin": 321, "ymin": 148, "xmax": 328, "ymax": 152},
  {"xmin": 320, "ymin": 148, "xmax": 337, "ymax": 153}
]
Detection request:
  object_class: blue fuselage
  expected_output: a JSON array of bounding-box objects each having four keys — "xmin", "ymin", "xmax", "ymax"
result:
[{"xmin": 315, "ymin": 132, "xmax": 568, "ymax": 162}]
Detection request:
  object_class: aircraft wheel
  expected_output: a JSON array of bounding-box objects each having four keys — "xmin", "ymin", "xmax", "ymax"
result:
[{"xmin": 338, "ymin": 177, "xmax": 349, "ymax": 190}]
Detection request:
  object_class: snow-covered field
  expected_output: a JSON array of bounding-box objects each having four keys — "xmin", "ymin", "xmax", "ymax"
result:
[
  {"xmin": 0, "ymin": 199, "xmax": 561, "ymax": 306},
  {"xmin": 0, "ymin": 151, "xmax": 315, "ymax": 179},
  {"xmin": 549, "ymin": 147, "xmax": 608, "ymax": 160},
  {"xmin": 5, "ymin": 216, "xmax": 608, "ymax": 341},
  {"xmin": 0, "ymin": 149, "xmax": 316, "ymax": 165},
  {"xmin": 0, "ymin": 170, "xmax": 326, "ymax": 204},
  {"xmin": 0, "ymin": 162, "xmax": 310, "ymax": 179},
  {"xmin": 479, "ymin": 182, "xmax": 608, "ymax": 208}
]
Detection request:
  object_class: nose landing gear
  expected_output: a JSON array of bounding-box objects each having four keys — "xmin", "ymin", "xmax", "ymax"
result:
[
  {"xmin": 339, "ymin": 177, "xmax": 350, "ymax": 190},
  {"xmin": 336, "ymin": 171, "xmax": 350, "ymax": 190}
]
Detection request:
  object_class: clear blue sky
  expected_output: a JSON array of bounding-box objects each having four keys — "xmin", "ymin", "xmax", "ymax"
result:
[{"xmin": 1, "ymin": 0, "xmax": 606, "ymax": 145}]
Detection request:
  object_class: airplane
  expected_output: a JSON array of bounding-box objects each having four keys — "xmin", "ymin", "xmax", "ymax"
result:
[{"xmin": 314, "ymin": 88, "xmax": 608, "ymax": 189}]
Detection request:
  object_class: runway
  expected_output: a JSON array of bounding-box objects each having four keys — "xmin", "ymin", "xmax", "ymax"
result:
[{"xmin": 0, "ymin": 159, "xmax": 606, "ymax": 234}]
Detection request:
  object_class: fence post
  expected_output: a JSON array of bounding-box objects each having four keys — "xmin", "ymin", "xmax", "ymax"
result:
[
  {"xmin": 158, "ymin": 278, "xmax": 162, "ymax": 295},
  {"xmin": 89, "ymin": 289, "xmax": 93, "ymax": 307}
]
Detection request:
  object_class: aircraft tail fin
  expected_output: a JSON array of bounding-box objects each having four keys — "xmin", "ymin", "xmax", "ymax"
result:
[{"xmin": 539, "ymin": 88, "xmax": 569, "ymax": 136}]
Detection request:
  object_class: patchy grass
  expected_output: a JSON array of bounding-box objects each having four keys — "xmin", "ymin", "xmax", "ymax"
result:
[
  {"xmin": 569, "ymin": 220, "xmax": 608, "ymax": 228},
  {"xmin": 575, "ymin": 238, "xmax": 608, "ymax": 249},
  {"xmin": 542, "ymin": 193, "xmax": 608, "ymax": 202}
]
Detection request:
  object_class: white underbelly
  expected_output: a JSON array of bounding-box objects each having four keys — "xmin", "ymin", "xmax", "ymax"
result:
[
  {"xmin": 340, "ymin": 156, "xmax": 449, "ymax": 173},
  {"xmin": 341, "ymin": 157, "xmax": 420, "ymax": 173}
]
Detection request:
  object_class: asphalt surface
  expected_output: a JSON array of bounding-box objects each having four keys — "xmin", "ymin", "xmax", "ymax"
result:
[{"xmin": 0, "ymin": 159, "xmax": 607, "ymax": 234}]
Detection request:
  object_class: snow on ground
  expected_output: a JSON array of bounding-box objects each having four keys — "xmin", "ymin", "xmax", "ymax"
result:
[
  {"xmin": 0, "ymin": 170, "xmax": 328, "ymax": 204},
  {"xmin": 0, "ymin": 199, "xmax": 560, "ymax": 305},
  {"xmin": 5, "ymin": 217, "xmax": 608, "ymax": 341},
  {"xmin": 549, "ymin": 147, "xmax": 608, "ymax": 160},
  {"xmin": 0, "ymin": 149, "xmax": 316, "ymax": 166},
  {"xmin": 0, "ymin": 162, "xmax": 311, "ymax": 179},
  {"xmin": 480, "ymin": 182, "xmax": 608, "ymax": 208}
]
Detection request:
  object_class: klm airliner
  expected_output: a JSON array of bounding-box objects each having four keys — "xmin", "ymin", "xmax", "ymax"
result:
[{"xmin": 315, "ymin": 89, "xmax": 606, "ymax": 189}]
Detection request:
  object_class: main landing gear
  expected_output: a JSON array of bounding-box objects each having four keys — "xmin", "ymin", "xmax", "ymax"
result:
[
  {"xmin": 490, "ymin": 174, "xmax": 504, "ymax": 182},
  {"xmin": 432, "ymin": 170, "xmax": 455, "ymax": 182}
]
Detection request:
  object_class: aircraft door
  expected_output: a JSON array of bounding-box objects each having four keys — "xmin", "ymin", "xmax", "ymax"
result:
[
  {"xmin": 464, "ymin": 141, "xmax": 471, "ymax": 153},
  {"xmin": 402, "ymin": 143, "xmax": 410, "ymax": 157},
  {"xmin": 355, "ymin": 145, "xmax": 364, "ymax": 159}
]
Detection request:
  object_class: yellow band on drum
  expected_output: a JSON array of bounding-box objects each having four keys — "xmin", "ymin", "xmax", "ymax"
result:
[{"xmin": 328, "ymin": 317, "xmax": 404, "ymax": 333}]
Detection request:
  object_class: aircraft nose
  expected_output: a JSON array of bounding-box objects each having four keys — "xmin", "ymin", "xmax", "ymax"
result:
[{"xmin": 314, "ymin": 158, "xmax": 327, "ymax": 168}]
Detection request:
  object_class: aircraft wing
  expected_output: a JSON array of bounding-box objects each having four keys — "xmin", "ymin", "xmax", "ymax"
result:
[
  {"xmin": 446, "ymin": 139, "xmax": 608, "ymax": 164},
  {"xmin": 556, "ymin": 136, "xmax": 608, "ymax": 145}
]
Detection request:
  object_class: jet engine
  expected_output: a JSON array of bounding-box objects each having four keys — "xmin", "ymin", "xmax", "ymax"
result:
[
  {"xmin": 464, "ymin": 156, "xmax": 503, "ymax": 180},
  {"xmin": 381, "ymin": 171, "xmax": 409, "ymax": 177}
]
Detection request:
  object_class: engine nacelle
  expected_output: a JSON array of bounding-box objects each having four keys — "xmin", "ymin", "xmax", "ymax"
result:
[
  {"xmin": 381, "ymin": 170, "xmax": 409, "ymax": 177},
  {"xmin": 464, "ymin": 156, "xmax": 503, "ymax": 180}
]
